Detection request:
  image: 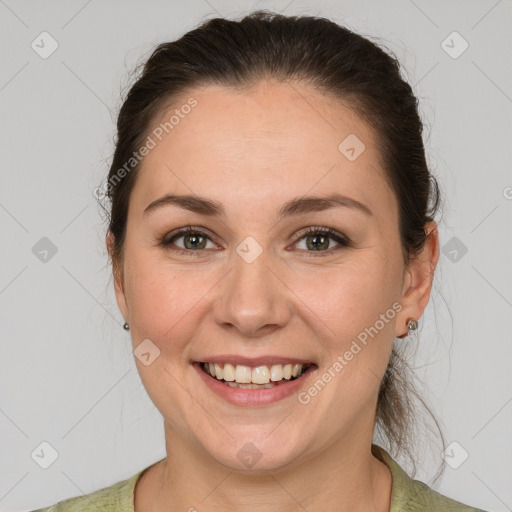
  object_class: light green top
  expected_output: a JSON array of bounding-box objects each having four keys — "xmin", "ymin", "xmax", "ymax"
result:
[{"xmin": 31, "ymin": 444, "xmax": 488, "ymax": 511}]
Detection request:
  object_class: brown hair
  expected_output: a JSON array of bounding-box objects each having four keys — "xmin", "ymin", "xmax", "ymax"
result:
[{"xmin": 103, "ymin": 10, "xmax": 445, "ymax": 477}]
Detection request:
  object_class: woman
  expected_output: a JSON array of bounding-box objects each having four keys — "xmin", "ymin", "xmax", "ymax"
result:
[{"xmin": 33, "ymin": 10, "xmax": 488, "ymax": 512}]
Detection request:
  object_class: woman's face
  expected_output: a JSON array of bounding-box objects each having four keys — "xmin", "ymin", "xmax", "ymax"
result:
[{"xmin": 111, "ymin": 80, "xmax": 435, "ymax": 471}]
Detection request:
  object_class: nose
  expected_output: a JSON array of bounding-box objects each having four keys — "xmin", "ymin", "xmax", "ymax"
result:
[{"xmin": 212, "ymin": 247, "xmax": 293, "ymax": 338}]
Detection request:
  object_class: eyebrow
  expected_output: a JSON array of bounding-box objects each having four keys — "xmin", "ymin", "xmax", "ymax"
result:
[{"xmin": 143, "ymin": 192, "xmax": 372, "ymax": 218}]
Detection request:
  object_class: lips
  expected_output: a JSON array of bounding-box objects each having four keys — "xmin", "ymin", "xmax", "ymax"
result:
[{"xmin": 190, "ymin": 353, "xmax": 318, "ymax": 405}]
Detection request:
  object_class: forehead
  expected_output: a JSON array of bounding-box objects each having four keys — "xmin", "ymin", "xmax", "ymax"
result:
[{"xmin": 131, "ymin": 80, "xmax": 396, "ymax": 219}]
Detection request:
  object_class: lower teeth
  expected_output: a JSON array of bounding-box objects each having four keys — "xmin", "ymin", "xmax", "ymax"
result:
[{"xmin": 224, "ymin": 381, "xmax": 277, "ymax": 389}]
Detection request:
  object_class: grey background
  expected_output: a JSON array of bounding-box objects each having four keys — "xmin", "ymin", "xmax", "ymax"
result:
[{"xmin": 1, "ymin": 1, "xmax": 511, "ymax": 511}]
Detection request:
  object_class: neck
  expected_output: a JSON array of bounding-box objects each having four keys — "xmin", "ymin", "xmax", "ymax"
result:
[{"xmin": 135, "ymin": 426, "xmax": 392, "ymax": 512}]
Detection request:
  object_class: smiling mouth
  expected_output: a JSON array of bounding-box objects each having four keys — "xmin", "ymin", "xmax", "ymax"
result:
[{"xmin": 199, "ymin": 361, "xmax": 314, "ymax": 389}]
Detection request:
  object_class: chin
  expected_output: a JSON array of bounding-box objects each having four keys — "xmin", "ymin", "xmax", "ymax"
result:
[{"xmin": 200, "ymin": 430, "xmax": 310, "ymax": 473}]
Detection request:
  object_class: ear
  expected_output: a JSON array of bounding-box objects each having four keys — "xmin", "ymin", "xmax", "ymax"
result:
[
  {"xmin": 106, "ymin": 230, "xmax": 129, "ymax": 322},
  {"xmin": 395, "ymin": 221, "xmax": 440, "ymax": 337}
]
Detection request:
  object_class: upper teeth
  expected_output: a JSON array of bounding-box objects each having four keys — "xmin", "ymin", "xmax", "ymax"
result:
[{"xmin": 203, "ymin": 363, "xmax": 307, "ymax": 384}]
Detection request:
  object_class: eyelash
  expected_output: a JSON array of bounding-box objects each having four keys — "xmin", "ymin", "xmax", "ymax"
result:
[{"xmin": 160, "ymin": 225, "xmax": 351, "ymax": 258}]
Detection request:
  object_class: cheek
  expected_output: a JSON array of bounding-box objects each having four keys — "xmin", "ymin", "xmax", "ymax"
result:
[
  {"xmin": 127, "ymin": 271, "xmax": 180, "ymax": 337},
  {"xmin": 123, "ymin": 248, "xmax": 222, "ymax": 359},
  {"xmin": 301, "ymin": 255, "xmax": 401, "ymax": 334},
  {"xmin": 299, "ymin": 253, "xmax": 400, "ymax": 395}
]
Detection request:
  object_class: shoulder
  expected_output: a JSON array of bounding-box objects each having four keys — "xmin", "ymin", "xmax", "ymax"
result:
[
  {"xmin": 404, "ymin": 477, "xmax": 488, "ymax": 511},
  {"xmin": 371, "ymin": 444, "xmax": 489, "ymax": 512},
  {"xmin": 30, "ymin": 468, "xmax": 144, "ymax": 512}
]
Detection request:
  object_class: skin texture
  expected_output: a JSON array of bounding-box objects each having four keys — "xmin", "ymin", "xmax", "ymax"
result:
[{"xmin": 108, "ymin": 79, "xmax": 439, "ymax": 511}]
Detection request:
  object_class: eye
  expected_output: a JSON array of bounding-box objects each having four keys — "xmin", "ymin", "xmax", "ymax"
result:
[
  {"xmin": 160, "ymin": 225, "xmax": 217, "ymax": 255},
  {"xmin": 290, "ymin": 226, "xmax": 351, "ymax": 256}
]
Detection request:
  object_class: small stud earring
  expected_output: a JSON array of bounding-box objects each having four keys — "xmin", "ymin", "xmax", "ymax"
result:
[
  {"xmin": 397, "ymin": 318, "xmax": 418, "ymax": 339},
  {"xmin": 123, "ymin": 322, "xmax": 130, "ymax": 331},
  {"xmin": 406, "ymin": 318, "xmax": 418, "ymax": 333}
]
